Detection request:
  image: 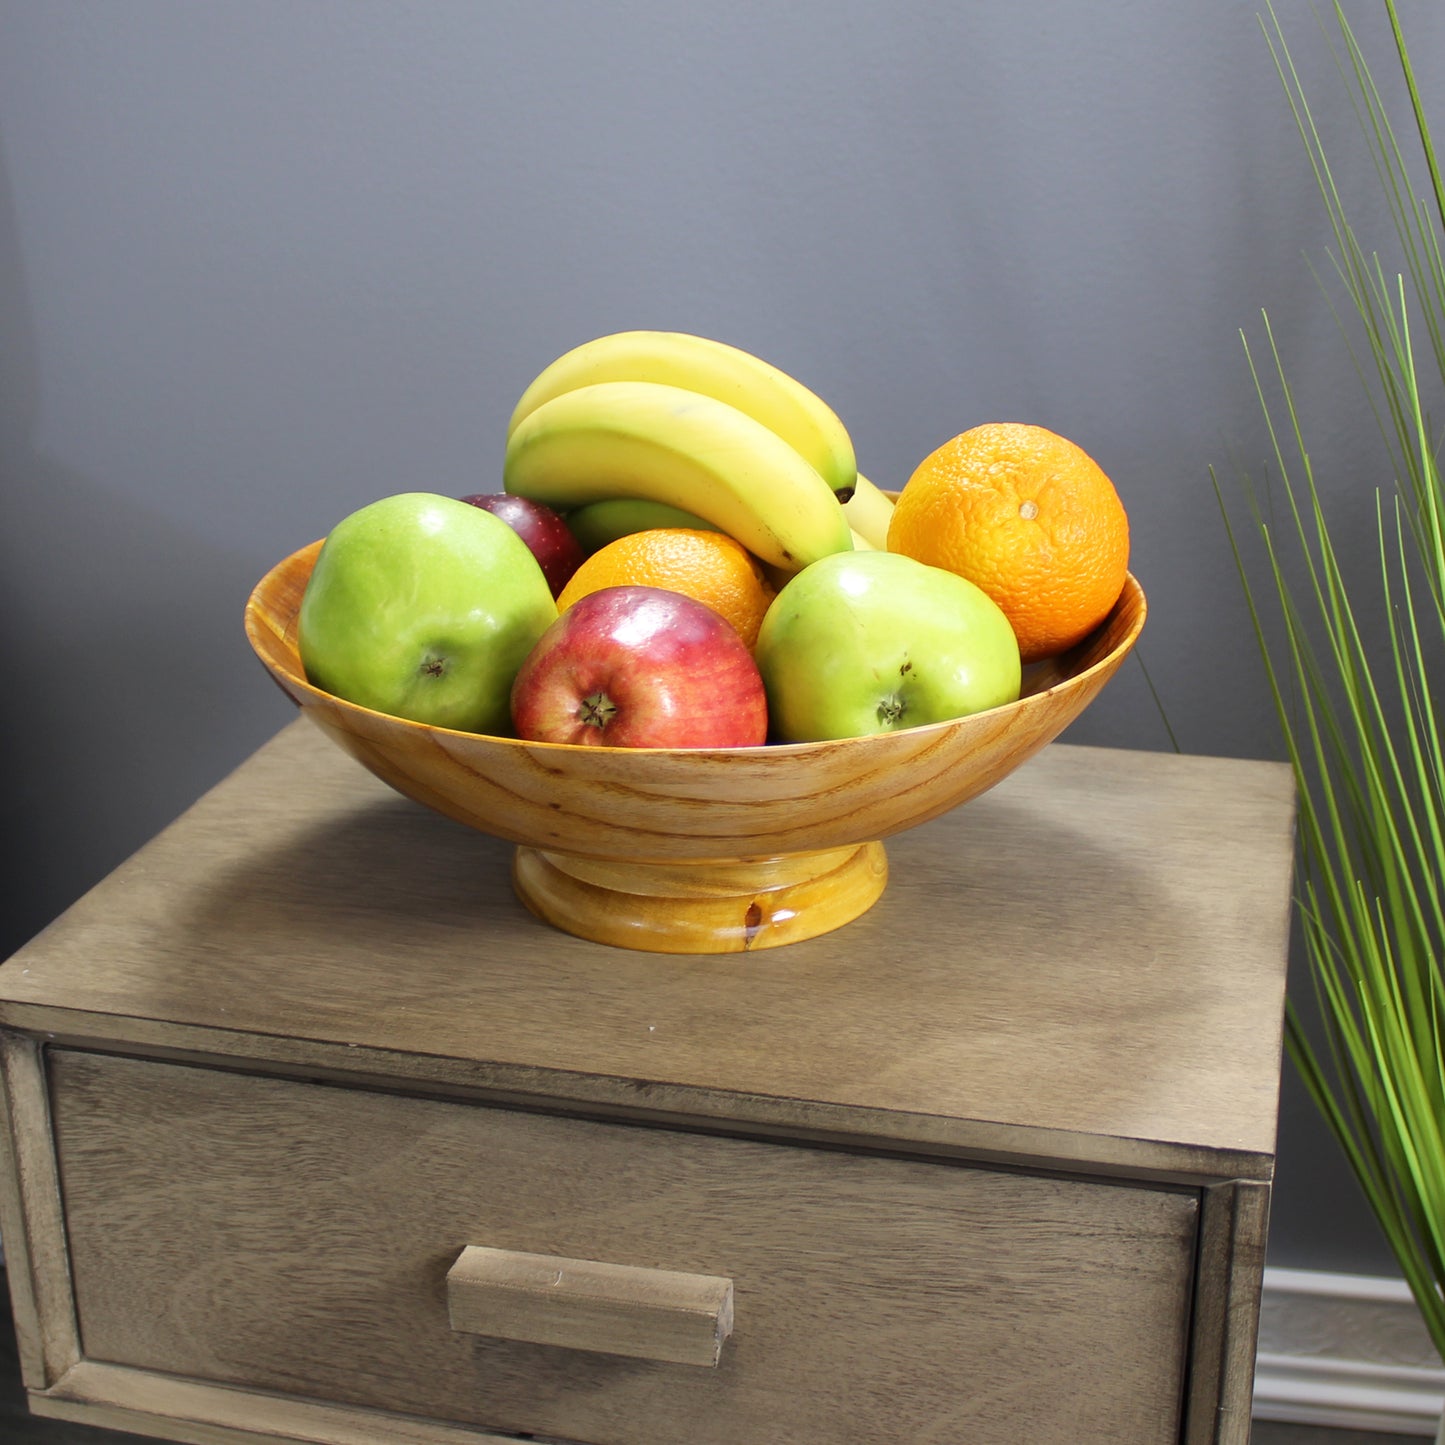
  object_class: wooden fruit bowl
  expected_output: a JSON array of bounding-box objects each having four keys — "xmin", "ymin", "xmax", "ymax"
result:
[{"xmin": 245, "ymin": 541, "xmax": 1146, "ymax": 954}]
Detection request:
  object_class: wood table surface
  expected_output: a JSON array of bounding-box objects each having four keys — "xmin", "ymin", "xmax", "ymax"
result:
[{"xmin": 0, "ymin": 719, "xmax": 1296, "ymax": 1183}]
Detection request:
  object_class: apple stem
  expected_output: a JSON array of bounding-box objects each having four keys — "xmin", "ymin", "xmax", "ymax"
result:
[
  {"xmin": 578, "ymin": 692, "xmax": 618, "ymax": 729},
  {"xmin": 877, "ymin": 694, "xmax": 907, "ymax": 726}
]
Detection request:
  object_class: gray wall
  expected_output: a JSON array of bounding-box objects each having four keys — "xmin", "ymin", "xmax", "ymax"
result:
[{"xmin": 2, "ymin": 0, "xmax": 1437, "ymax": 1278}]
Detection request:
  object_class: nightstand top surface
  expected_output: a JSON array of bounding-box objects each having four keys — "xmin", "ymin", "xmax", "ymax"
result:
[{"xmin": 1, "ymin": 720, "xmax": 1295, "ymax": 1180}]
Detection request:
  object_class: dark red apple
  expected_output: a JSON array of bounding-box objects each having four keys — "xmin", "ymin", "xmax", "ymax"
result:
[
  {"xmin": 510, "ymin": 586, "xmax": 769, "ymax": 748},
  {"xmin": 459, "ymin": 493, "xmax": 584, "ymax": 597}
]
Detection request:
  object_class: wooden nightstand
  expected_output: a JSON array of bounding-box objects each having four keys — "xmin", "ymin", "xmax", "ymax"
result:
[{"xmin": 0, "ymin": 720, "xmax": 1295, "ymax": 1444}]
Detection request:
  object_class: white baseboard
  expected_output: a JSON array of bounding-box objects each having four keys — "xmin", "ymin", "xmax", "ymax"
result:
[{"xmin": 1254, "ymin": 1266, "xmax": 1445, "ymax": 1436}]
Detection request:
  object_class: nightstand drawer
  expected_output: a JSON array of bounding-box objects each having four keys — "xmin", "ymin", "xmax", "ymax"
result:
[{"xmin": 50, "ymin": 1048, "xmax": 1199, "ymax": 1445}]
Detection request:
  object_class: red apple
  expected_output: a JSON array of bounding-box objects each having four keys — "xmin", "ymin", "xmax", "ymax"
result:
[
  {"xmin": 459, "ymin": 493, "xmax": 584, "ymax": 597},
  {"xmin": 510, "ymin": 586, "xmax": 769, "ymax": 748}
]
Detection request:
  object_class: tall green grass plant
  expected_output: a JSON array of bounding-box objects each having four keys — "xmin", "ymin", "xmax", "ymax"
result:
[{"xmin": 1219, "ymin": 0, "xmax": 1445, "ymax": 1359}]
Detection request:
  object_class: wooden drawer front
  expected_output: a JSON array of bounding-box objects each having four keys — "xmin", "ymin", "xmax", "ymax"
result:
[{"xmin": 49, "ymin": 1050, "xmax": 1199, "ymax": 1445}]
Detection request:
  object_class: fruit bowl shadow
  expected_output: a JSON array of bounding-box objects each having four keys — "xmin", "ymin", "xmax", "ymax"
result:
[{"xmin": 245, "ymin": 540, "xmax": 1146, "ymax": 955}]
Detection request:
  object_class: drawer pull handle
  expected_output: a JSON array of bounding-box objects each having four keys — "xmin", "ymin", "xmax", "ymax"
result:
[{"xmin": 446, "ymin": 1245, "xmax": 734, "ymax": 1367}]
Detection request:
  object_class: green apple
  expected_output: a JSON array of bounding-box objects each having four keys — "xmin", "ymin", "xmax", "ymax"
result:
[
  {"xmin": 754, "ymin": 550, "xmax": 1021, "ymax": 741},
  {"xmin": 298, "ymin": 492, "xmax": 557, "ymax": 734}
]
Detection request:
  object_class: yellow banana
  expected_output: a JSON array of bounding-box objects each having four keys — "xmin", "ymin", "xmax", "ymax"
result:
[
  {"xmin": 504, "ymin": 381, "xmax": 853, "ymax": 573},
  {"xmin": 566, "ymin": 497, "xmax": 718, "ymax": 554},
  {"xmin": 841, "ymin": 473, "xmax": 896, "ymax": 550},
  {"xmin": 849, "ymin": 527, "xmax": 877, "ymax": 551},
  {"xmin": 507, "ymin": 330, "xmax": 857, "ymax": 497}
]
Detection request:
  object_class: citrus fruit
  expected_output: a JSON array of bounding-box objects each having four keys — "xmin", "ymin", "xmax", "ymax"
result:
[
  {"xmin": 887, "ymin": 422, "xmax": 1130, "ymax": 662},
  {"xmin": 555, "ymin": 528, "xmax": 776, "ymax": 649}
]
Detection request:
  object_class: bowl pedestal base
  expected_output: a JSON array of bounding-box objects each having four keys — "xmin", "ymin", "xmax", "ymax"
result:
[{"xmin": 511, "ymin": 842, "xmax": 889, "ymax": 954}]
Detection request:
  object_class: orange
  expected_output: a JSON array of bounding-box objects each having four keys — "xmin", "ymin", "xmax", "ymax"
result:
[
  {"xmin": 887, "ymin": 422, "xmax": 1130, "ymax": 662},
  {"xmin": 556, "ymin": 528, "xmax": 776, "ymax": 649}
]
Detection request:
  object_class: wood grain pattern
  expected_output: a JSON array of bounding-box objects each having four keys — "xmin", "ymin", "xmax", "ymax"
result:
[
  {"xmin": 1184, "ymin": 1181, "xmax": 1272, "ymax": 1445},
  {"xmin": 0, "ymin": 1038, "xmax": 78, "ymax": 1392},
  {"xmin": 242, "ymin": 541, "xmax": 1145, "ymax": 950},
  {"xmin": 50, "ymin": 1049, "xmax": 1199, "ymax": 1445},
  {"xmin": 31, "ymin": 1360, "xmax": 532, "ymax": 1444},
  {"xmin": 511, "ymin": 838, "xmax": 888, "ymax": 951},
  {"xmin": 446, "ymin": 1246, "xmax": 734, "ymax": 1367},
  {"xmin": 0, "ymin": 723, "xmax": 1296, "ymax": 1180}
]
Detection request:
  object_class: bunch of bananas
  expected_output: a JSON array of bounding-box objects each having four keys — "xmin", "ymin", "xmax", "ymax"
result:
[{"xmin": 503, "ymin": 331, "xmax": 892, "ymax": 572}]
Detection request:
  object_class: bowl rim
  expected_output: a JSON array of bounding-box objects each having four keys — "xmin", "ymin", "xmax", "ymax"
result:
[{"xmin": 245, "ymin": 541, "xmax": 1146, "ymax": 759}]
